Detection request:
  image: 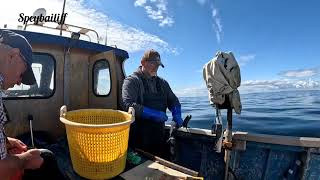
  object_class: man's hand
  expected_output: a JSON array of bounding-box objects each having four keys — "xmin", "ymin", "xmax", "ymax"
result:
[
  {"xmin": 7, "ymin": 137, "xmax": 27, "ymax": 154},
  {"xmin": 18, "ymin": 149, "xmax": 44, "ymax": 170},
  {"xmin": 173, "ymin": 116, "xmax": 183, "ymax": 128}
]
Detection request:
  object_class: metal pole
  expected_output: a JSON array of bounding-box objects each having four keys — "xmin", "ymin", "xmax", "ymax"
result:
[
  {"xmin": 224, "ymin": 107, "xmax": 233, "ymax": 180},
  {"xmin": 105, "ymin": 29, "xmax": 108, "ymax": 46},
  {"xmin": 105, "ymin": 19, "xmax": 108, "ymax": 46},
  {"xmin": 214, "ymin": 105, "xmax": 223, "ymax": 153},
  {"xmin": 60, "ymin": 0, "xmax": 66, "ymax": 36},
  {"xmin": 28, "ymin": 115, "xmax": 35, "ymax": 148}
]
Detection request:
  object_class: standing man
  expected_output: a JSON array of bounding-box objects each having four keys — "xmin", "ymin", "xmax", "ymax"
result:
[
  {"xmin": 122, "ymin": 49, "xmax": 183, "ymax": 157},
  {"xmin": 0, "ymin": 30, "xmax": 43, "ymax": 179}
]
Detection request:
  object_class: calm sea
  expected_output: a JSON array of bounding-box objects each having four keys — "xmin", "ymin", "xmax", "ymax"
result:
[{"xmin": 177, "ymin": 90, "xmax": 320, "ymax": 138}]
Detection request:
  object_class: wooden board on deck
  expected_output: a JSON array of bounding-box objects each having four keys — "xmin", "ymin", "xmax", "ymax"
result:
[{"xmin": 120, "ymin": 160, "xmax": 202, "ymax": 180}]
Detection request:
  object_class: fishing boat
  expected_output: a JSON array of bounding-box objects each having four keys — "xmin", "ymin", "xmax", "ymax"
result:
[{"xmin": 2, "ymin": 8, "xmax": 320, "ymax": 180}]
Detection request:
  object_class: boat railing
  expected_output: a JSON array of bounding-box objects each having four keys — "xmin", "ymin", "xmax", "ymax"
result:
[
  {"xmin": 24, "ymin": 23, "xmax": 100, "ymax": 43},
  {"xmin": 233, "ymin": 131, "xmax": 320, "ymax": 148},
  {"xmin": 165, "ymin": 125, "xmax": 320, "ymax": 149}
]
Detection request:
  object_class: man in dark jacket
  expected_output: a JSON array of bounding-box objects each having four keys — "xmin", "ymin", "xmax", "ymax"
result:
[{"xmin": 122, "ymin": 49, "xmax": 183, "ymax": 157}]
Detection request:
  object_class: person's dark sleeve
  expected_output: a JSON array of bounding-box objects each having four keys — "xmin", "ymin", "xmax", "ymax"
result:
[
  {"xmin": 121, "ymin": 76, "xmax": 144, "ymax": 119},
  {"xmin": 163, "ymin": 79, "xmax": 180, "ymax": 110}
]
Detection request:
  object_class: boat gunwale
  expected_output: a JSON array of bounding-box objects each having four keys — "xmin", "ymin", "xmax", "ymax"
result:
[{"xmin": 165, "ymin": 125, "xmax": 320, "ymax": 148}]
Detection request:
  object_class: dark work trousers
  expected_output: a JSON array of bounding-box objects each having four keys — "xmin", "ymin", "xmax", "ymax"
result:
[{"xmin": 129, "ymin": 88, "xmax": 168, "ymax": 158}]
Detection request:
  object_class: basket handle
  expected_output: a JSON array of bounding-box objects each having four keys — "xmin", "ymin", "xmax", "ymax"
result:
[
  {"xmin": 60, "ymin": 105, "xmax": 67, "ymax": 117},
  {"xmin": 128, "ymin": 107, "xmax": 135, "ymax": 122}
]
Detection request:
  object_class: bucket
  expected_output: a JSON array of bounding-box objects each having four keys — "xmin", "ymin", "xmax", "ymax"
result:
[{"xmin": 60, "ymin": 106, "xmax": 135, "ymax": 179}]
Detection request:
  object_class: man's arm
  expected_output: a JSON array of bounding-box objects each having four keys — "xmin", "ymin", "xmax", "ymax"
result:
[
  {"xmin": 163, "ymin": 80, "xmax": 180, "ymax": 108},
  {"xmin": 122, "ymin": 76, "xmax": 144, "ymax": 119},
  {"xmin": 163, "ymin": 79, "xmax": 183, "ymax": 127}
]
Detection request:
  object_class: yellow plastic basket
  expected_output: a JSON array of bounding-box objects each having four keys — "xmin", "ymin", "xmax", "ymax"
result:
[{"xmin": 59, "ymin": 106, "xmax": 135, "ymax": 179}]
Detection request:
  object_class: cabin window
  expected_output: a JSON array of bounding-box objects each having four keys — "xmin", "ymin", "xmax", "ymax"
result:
[
  {"xmin": 2, "ymin": 53, "xmax": 55, "ymax": 99},
  {"xmin": 93, "ymin": 60, "xmax": 111, "ymax": 96}
]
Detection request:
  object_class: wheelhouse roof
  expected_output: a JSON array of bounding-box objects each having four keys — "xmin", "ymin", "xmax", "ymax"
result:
[{"xmin": 3, "ymin": 29, "xmax": 129, "ymax": 59}]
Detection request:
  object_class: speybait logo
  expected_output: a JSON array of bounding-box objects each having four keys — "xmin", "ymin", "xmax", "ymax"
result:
[{"xmin": 18, "ymin": 13, "xmax": 68, "ymax": 25}]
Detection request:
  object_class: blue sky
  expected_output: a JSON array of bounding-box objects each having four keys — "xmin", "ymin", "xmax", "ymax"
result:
[{"xmin": 1, "ymin": 0, "xmax": 320, "ymax": 96}]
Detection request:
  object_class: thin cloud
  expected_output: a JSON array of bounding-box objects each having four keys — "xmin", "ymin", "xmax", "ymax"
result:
[
  {"xmin": 240, "ymin": 79, "xmax": 320, "ymax": 93},
  {"xmin": 196, "ymin": 0, "xmax": 207, "ymax": 6},
  {"xmin": 175, "ymin": 86, "xmax": 208, "ymax": 97},
  {"xmin": 238, "ymin": 54, "xmax": 256, "ymax": 67},
  {"xmin": 176, "ymin": 78, "xmax": 320, "ymax": 97},
  {"xmin": 170, "ymin": 47, "xmax": 183, "ymax": 56},
  {"xmin": 0, "ymin": 0, "xmax": 176, "ymax": 54},
  {"xmin": 193, "ymin": 53, "xmax": 255, "ymax": 73},
  {"xmin": 279, "ymin": 67, "xmax": 320, "ymax": 78},
  {"xmin": 210, "ymin": 5, "xmax": 223, "ymax": 43},
  {"xmin": 134, "ymin": 0, "xmax": 174, "ymax": 27},
  {"xmin": 195, "ymin": 1, "xmax": 223, "ymax": 43},
  {"xmin": 135, "ymin": 0, "xmax": 147, "ymax": 6}
]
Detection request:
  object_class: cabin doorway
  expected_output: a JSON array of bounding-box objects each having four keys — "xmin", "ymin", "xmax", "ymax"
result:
[{"xmin": 88, "ymin": 51, "xmax": 118, "ymax": 109}]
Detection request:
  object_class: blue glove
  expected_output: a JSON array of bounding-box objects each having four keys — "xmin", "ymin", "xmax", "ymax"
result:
[
  {"xmin": 141, "ymin": 107, "xmax": 168, "ymax": 123},
  {"xmin": 170, "ymin": 105, "xmax": 183, "ymax": 128}
]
